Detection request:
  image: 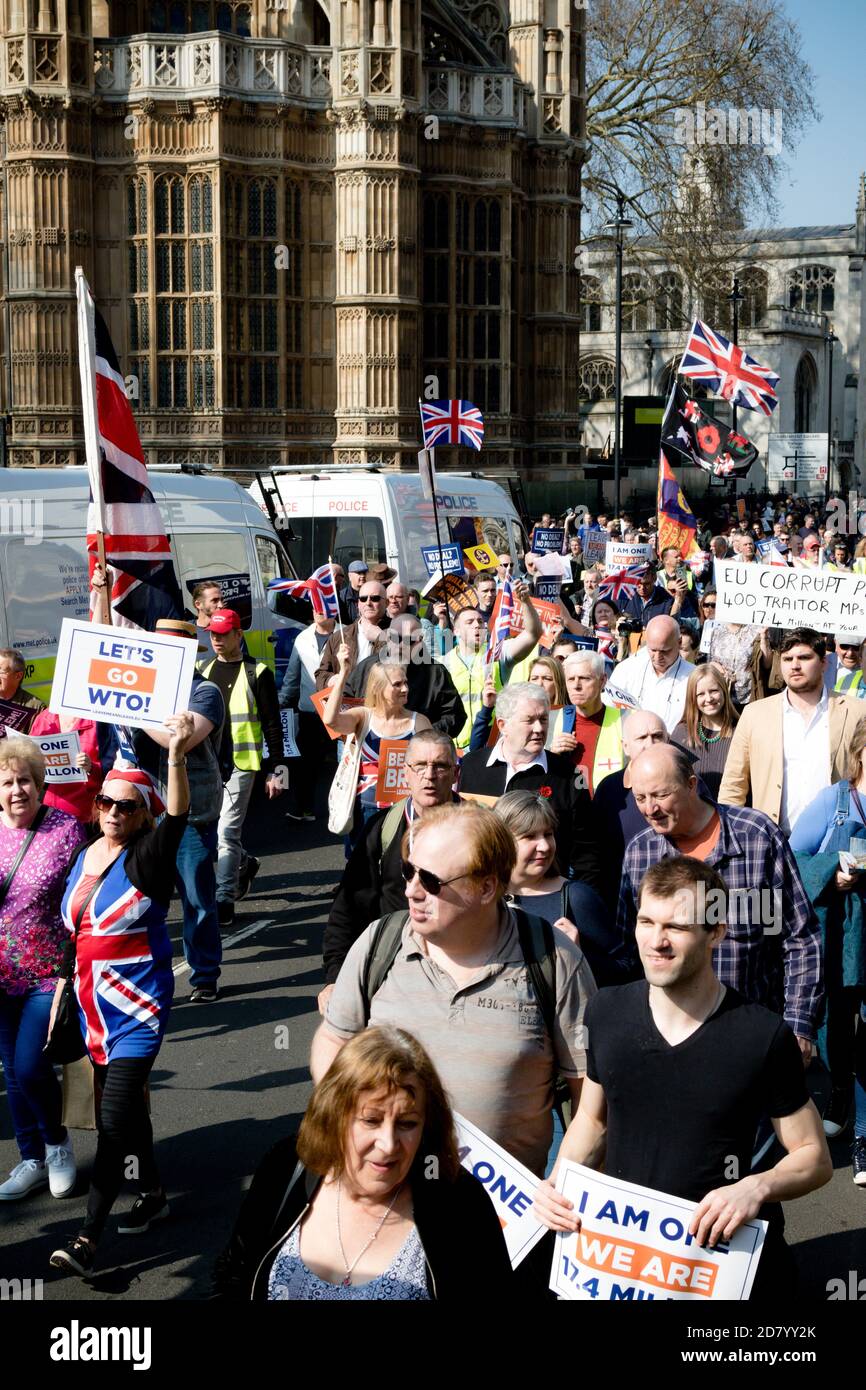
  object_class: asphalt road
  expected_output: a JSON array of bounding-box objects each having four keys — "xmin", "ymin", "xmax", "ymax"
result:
[{"xmin": 0, "ymin": 789, "xmax": 863, "ymax": 1303}]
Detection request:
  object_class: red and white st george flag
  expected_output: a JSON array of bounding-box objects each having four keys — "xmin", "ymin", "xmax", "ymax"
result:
[{"xmin": 76, "ymin": 267, "xmax": 182, "ymax": 629}]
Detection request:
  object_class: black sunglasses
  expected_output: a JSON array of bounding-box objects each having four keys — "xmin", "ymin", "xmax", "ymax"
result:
[
  {"xmin": 94, "ymin": 793, "xmax": 142, "ymax": 815},
  {"xmin": 400, "ymin": 861, "xmax": 473, "ymax": 896},
  {"xmin": 358, "ymin": 593, "xmax": 384, "ymax": 602}
]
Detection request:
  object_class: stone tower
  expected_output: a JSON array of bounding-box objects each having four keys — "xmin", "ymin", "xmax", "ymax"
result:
[
  {"xmin": 329, "ymin": 0, "xmax": 424, "ymax": 467},
  {"xmin": 0, "ymin": 0, "xmax": 94, "ymax": 466}
]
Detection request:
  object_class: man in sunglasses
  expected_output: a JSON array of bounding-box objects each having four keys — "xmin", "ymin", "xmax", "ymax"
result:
[
  {"xmin": 340, "ymin": 614, "xmax": 466, "ymax": 738},
  {"xmin": 318, "ymin": 729, "xmax": 460, "ymax": 1015},
  {"xmin": 314, "ymin": 581, "xmax": 390, "ymax": 690},
  {"xmin": 312, "ymin": 801, "xmax": 597, "ymax": 1180}
]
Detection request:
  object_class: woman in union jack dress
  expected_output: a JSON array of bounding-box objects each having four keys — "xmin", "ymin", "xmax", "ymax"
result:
[{"xmin": 47, "ymin": 712, "xmax": 194, "ymax": 1280}]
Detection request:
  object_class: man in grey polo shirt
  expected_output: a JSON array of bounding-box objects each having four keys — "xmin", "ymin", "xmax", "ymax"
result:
[{"xmin": 310, "ymin": 802, "xmax": 596, "ymax": 1176}]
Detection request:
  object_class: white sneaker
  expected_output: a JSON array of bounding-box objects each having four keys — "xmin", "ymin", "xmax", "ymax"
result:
[
  {"xmin": 0, "ymin": 1158, "xmax": 48, "ymax": 1201},
  {"xmin": 45, "ymin": 1141, "xmax": 76, "ymax": 1198}
]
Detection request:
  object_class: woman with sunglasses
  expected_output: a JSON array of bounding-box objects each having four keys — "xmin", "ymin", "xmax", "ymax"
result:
[{"xmin": 47, "ymin": 711, "xmax": 194, "ymax": 1279}]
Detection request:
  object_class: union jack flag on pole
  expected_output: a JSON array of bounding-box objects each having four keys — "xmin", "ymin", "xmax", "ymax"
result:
[
  {"xmin": 599, "ymin": 564, "xmax": 647, "ymax": 604},
  {"xmin": 76, "ymin": 268, "xmax": 183, "ymax": 630},
  {"xmin": 268, "ymin": 563, "xmax": 340, "ymax": 620},
  {"xmin": 678, "ymin": 319, "xmax": 779, "ymax": 416},
  {"xmin": 420, "ymin": 400, "xmax": 485, "ymax": 450},
  {"xmin": 486, "ymin": 578, "xmax": 513, "ymax": 664}
]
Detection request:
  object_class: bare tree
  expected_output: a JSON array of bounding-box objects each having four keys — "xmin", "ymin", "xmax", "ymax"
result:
[{"xmin": 581, "ymin": 0, "xmax": 819, "ymax": 316}]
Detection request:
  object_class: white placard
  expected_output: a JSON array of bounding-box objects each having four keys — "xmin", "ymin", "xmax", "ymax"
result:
[
  {"xmin": 49, "ymin": 619, "xmax": 197, "ymax": 732},
  {"xmin": 454, "ymin": 1112, "xmax": 546, "ymax": 1269},
  {"xmin": 531, "ymin": 551, "xmax": 572, "ymax": 580},
  {"xmin": 602, "ymin": 683, "xmax": 640, "ymax": 711},
  {"xmin": 714, "ymin": 562, "xmax": 866, "ymax": 637},
  {"xmin": 604, "ymin": 542, "xmax": 654, "ymax": 571},
  {"xmin": 281, "ymin": 710, "xmax": 300, "ymax": 759},
  {"xmin": 550, "ymin": 1161, "xmax": 766, "ymax": 1302},
  {"xmin": 4, "ymin": 727, "xmax": 86, "ymax": 784}
]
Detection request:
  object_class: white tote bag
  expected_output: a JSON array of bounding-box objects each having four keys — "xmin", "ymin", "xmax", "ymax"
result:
[{"xmin": 327, "ymin": 713, "xmax": 369, "ymax": 836}]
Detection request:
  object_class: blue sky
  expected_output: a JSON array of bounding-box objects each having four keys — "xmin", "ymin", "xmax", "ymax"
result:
[{"xmin": 774, "ymin": 0, "xmax": 865, "ymax": 227}]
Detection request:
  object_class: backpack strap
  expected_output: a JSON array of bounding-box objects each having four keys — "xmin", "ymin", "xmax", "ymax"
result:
[
  {"xmin": 360, "ymin": 910, "xmax": 411, "ymax": 1024},
  {"xmin": 513, "ymin": 906, "xmax": 557, "ymax": 1047},
  {"xmin": 513, "ymin": 906, "xmax": 568, "ymax": 1127},
  {"xmin": 559, "ymin": 880, "xmax": 572, "ymax": 923},
  {"xmin": 378, "ymin": 799, "xmax": 409, "ymax": 873}
]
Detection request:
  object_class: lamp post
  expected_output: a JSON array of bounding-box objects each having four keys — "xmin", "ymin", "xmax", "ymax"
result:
[
  {"xmin": 825, "ymin": 326, "xmax": 837, "ymax": 503},
  {"xmin": 602, "ymin": 191, "xmax": 633, "ymax": 518},
  {"xmin": 727, "ymin": 277, "xmax": 744, "ymax": 436}
]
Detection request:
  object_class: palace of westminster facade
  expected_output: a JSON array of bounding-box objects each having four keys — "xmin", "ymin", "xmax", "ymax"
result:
[{"xmin": 0, "ymin": 0, "xmax": 586, "ymax": 480}]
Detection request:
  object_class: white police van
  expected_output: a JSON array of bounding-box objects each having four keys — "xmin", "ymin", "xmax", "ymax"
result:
[
  {"xmin": 0, "ymin": 467, "xmax": 299, "ymax": 702},
  {"xmin": 248, "ymin": 467, "xmax": 529, "ymax": 593}
]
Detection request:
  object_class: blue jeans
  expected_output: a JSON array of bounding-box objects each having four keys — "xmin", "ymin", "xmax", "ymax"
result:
[
  {"xmin": 176, "ymin": 822, "xmax": 222, "ymax": 988},
  {"xmin": 0, "ymin": 986, "xmax": 66, "ymax": 1161}
]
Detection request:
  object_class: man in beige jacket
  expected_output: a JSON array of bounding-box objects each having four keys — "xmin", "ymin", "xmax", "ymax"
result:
[{"xmin": 719, "ymin": 627, "xmax": 866, "ymax": 833}]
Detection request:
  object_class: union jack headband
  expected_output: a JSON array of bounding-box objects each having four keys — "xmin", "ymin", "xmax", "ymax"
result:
[{"xmin": 104, "ymin": 767, "xmax": 166, "ymax": 817}]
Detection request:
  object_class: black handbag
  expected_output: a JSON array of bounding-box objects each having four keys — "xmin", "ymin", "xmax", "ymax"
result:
[{"xmin": 43, "ymin": 853, "xmax": 111, "ymax": 1066}]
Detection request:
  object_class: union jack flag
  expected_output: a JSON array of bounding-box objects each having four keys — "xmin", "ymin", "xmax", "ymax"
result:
[
  {"xmin": 678, "ymin": 319, "xmax": 779, "ymax": 416},
  {"xmin": 269, "ymin": 563, "xmax": 340, "ymax": 618},
  {"xmin": 420, "ymin": 400, "xmax": 485, "ymax": 450},
  {"xmin": 486, "ymin": 578, "xmax": 513, "ymax": 663},
  {"xmin": 599, "ymin": 564, "xmax": 647, "ymax": 603},
  {"xmin": 76, "ymin": 270, "xmax": 183, "ymax": 629}
]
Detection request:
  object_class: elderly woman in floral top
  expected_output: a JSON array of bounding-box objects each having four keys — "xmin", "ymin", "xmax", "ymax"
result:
[{"xmin": 0, "ymin": 737, "xmax": 87, "ymax": 1202}]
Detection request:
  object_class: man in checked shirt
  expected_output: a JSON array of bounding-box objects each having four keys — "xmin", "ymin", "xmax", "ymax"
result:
[{"xmin": 616, "ymin": 743, "xmax": 822, "ymax": 1063}]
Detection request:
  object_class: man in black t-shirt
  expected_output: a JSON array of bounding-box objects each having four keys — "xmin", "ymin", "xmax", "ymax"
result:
[{"xmin": 534, "ymin": 857, "xmax": 831, "ymax": 1299}]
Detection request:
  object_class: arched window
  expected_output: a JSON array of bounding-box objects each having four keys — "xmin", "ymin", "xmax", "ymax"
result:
[
  {"xmin": 621, "ymin": 274, "xmax": 650, "ymax": 332},
  {"xmin": 701, "ymin": 279, "xmax": 733, "ymax": 333},
  {"xmin": 738, "ymin": 267, "xmax": 768, "ymax": 328},
  {"xmin": 578, "ymin": 358, "xmax": 615, "ymax": 401},
  {"xmin": 580, "ymin": 275, "xmax": 602, "ymax": 333},
  {"xmin": 795, "ymin": 354, "xmax": 817, "ymax": 432},
  {"xmin": 654, "ymin": 272, "xmax": 683, "ymax": 331},
  {"xmin": 787, "ymin": 264, "xmax": 835, "ymax": 315}
]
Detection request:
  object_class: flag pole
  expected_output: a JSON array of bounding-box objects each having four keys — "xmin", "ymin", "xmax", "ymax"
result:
[
  {"xmin": 75, "ymin": 266, "xmax": 111, "ymax": 627},
  {"xmin": 328, "ymin": 555, "xmax": 344, "ymax": 641},
  {"xmin": 417, "ymin": 397, "xmax": 452, "ymax": 633}
]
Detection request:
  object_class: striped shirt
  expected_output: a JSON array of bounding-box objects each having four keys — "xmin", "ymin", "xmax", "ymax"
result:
[{"xmin": 616, "ymin": 802, "xmax": 823, "ymax": 1041}]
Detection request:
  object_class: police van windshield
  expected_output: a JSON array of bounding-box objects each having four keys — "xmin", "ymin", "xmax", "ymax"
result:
[{"xmin": 282, "ymin": 516, "xmax": 386, "ymax": 577}]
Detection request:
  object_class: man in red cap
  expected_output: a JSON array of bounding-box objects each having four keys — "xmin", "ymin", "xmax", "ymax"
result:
[{"xmin": 201, "ymin": 608, "xmax": 284, "ymax": 928}]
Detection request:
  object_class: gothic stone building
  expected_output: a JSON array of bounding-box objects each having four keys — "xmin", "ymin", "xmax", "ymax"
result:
[
  {"xmin": 577, "ymin": 177, "xmax": 866, "ymax": 506},
  {"xmin": 0, "ymin": 0, "xmax": 585, "ymax": 482}
]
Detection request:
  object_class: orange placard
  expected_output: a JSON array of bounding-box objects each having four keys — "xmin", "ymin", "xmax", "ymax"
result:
[
  {"xmin": 490, "ymin": 594, "xmax": 560, "ymax": 648},
  {"xmin": 309, "ymin": 687, "xmax": 364, "ymax": 739},
  {"xmin": 375, "ymin": 740, "xmax": 409, "ymax": 805},
  {"xmin": 568, "ymin": 1228, "xmax": 718, "ymax": 1298},
  {"xmin": 87, "ymin": 659, "xmax": 157, "ymax": 694}
]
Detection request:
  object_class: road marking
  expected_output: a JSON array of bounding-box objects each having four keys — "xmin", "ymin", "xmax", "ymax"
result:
[{"xmin": 172, "ymin": 918, "xmax": 275, "ymax": 977}]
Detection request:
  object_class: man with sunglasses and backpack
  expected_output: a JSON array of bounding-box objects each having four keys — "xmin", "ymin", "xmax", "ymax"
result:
[
  {"xmin": 311, "ymin": 800, "xmax": 597, "ymax": 1186},
  {"xmin": 317, "ymin": 730, "xmax": 460, "ymax": 1017}
]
